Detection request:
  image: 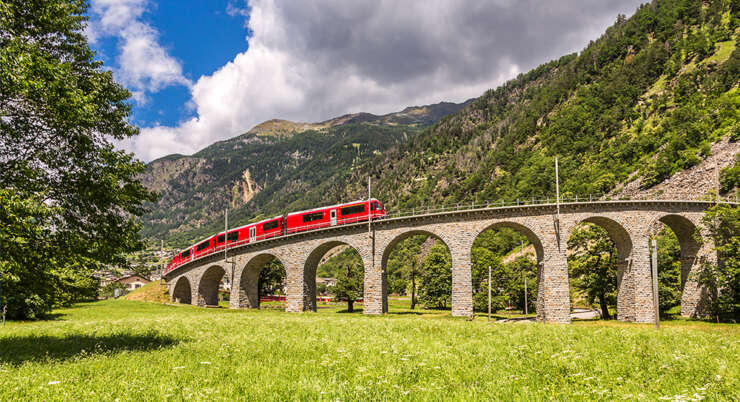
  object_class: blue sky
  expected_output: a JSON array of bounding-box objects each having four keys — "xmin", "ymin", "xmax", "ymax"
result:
[
  {"xmin": 88, "ymin": 1, "xmax": 251, "ymax": 127},
  {"xmin": 86, "ymin": 0, "xmax": 645, "ymax": 162}
]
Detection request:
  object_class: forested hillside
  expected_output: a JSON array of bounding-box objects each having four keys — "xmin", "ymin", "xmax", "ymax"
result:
[{"xmin": 336, "ymin": 0, "xmax": 739, "ymax": 209}]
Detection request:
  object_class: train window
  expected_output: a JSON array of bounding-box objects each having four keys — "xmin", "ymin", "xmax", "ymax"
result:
[
  {"xmin": 196, "ymin": 241, "xmax": 209, "ymax": 251},
  {"xmin": 227, "ymin": 231, "xmax": 239, "ymax": 242},
  {"xmin": 181, "ymin": 249, "xmax": 190, "ymax": 258},
  {"xmin": 374, "ymin": 202, "xmax": 381, "ymax": 210},
  {"xmin": 302, "ymin": 211, "xmax": 324, "ymax": 222},
  {"xmin": 263, "ymin": 220, "xmax": 279, "ymax": 231},
  {"xmin": 341, "ymin": 204, "xmax": 365, "ymax": 215},
  {"xmin": 217, "ymin": 234, "xmax": 225, "ymax": 243}
]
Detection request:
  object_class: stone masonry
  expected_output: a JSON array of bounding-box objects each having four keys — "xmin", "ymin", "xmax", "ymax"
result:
[{"xmin": 164, "ymin": 201, "xmax": 727, "ymax": 324}]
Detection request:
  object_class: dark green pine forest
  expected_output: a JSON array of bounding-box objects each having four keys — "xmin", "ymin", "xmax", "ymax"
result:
[{"xmin": 143, "ymin": 0, "xmax": 739, "ymax": 318}]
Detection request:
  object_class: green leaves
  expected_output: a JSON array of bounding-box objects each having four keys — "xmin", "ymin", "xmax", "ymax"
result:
[
  {"xmin": 701, "ymin": 204, "xmax": 740, "ymax": 319},
  {"xmin": 0, "ymin": 0, "xmax": 156, "ymax": 318},
  {"xmin": 328, "ymin": 259, "xmax": 364, "ymax": 312},
  {"xmin": 418, "ymin": 242, "xmax": 452, "ymax": 310}
]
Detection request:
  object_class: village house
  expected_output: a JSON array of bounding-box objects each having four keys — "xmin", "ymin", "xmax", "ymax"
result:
[{"xmin": 114, "ymin": 274, "xmax": 151, "ymax": 291}]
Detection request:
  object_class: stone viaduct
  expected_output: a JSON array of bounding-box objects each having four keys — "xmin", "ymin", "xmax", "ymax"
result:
[{"xmin": 163, "ymin": 200, "xmax": 727, "ymax": 323}]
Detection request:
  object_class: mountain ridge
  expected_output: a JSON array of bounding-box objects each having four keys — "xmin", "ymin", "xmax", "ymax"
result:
[{"xmin": 244, "ymin": 100, "xmax": 475, "ymax": 138}]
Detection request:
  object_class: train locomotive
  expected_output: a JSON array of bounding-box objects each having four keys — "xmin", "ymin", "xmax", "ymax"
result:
[{"xmin": 165, "ymin": 199, "xmax": 386, "ymax": 273}]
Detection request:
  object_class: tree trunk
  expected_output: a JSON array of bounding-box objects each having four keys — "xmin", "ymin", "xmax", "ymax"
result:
[
  {"xmin": 348, "ymin": 299, "xmax": 354, "ymax": 312},
  {"xmin": 598, "ymin": 292, "xmax": 611, "ymax": 320}
]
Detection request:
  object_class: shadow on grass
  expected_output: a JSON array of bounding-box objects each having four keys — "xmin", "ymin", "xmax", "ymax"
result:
[
  {"xmin": 387, "ymin": 311, "xmax": 425, "ymax": 316},
  {"xmin": 336, "ymin": 308, "xmax": 364, "ymax": 314},
  {"xmin": 0, "ymin": 331, "xmax": 179, "ymax": 366}
]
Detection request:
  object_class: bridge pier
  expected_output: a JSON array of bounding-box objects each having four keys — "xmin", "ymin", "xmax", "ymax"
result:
[
  {"xmin": 616, "ymin": 258, "xmax": 634, "ymax": 321},
  {"xmin": 450, "ymin": 246, "xmax": 473, "ymax": 317},
  {"xmin": 538, "ymin": 241, "xmax": 571, "ymax": 323},
  {"xmin": 630, "ymin": 232, "xmax": 656, "ymax": 323},
  {"xmin": 680, "ymin": 234, "xmax": 715, "ymax": 318}
]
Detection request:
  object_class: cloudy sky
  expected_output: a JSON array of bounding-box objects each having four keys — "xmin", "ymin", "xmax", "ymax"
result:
[{"xmin": 86, "ymin": 0, "xmax": 646, "ymax": 162}]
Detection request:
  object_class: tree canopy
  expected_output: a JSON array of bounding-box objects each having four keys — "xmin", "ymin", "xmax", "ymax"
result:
[
  {"xmin": 702, "ymin": 204, "xmax": 740, "ymax": 320},
  {"xmin": 0, "ymin": 0, "xmax": 156, "ymax": 318}
]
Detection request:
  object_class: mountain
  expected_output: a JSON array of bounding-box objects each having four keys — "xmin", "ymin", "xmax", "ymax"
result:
[
  {"xmin": 139, "ymin": 100, "xmax": 471, "ymax": 245},
  {"xmin": 245, "ymin": 100, "xmax": 475, "ymax": 138},
  {"xmin": 333, "ymin": 0, "xmax": 739, "ymax": 209},
  {"xmin": 142, "ymin": 0, "xmax": 739, "ymax": 248}
]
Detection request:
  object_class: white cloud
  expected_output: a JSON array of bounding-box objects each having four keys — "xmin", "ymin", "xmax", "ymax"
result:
[
  {"xmin": 120, "ymin": 0, "xmax": 645, "ymax": 162},
  {"xmin": 88, "ymin": 0, "xmax": 191, "ymax": 93}
]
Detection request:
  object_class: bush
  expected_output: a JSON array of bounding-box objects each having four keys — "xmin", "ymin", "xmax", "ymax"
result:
[{"xmin": 99, "ymin": 282, "xmax": 127, "ymax": 299}]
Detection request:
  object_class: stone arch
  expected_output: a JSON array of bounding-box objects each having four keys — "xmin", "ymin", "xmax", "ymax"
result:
[
  {"xmin": 237, "ymin": 253, "xmax": 286, "ymax": 309},
  {"xmin": 197, "ymin": 265, "xmax": 226, "ymax": 307},
  {"xmin": 473, "ymin": 221, "xmax": 545, "ymax": 263},
  {"xmin": 172, "ymin": 276, "xmax": 192, "ymax": 304},
  {"xmin": 653, "ymin": 214, "xmax": 710, "ymax": 318},
  {"xmin": 380, "ymin": 229, "xmax": 453, "ymax": 272},
  {"xmin": 303, "ymin": 240, "xmax": 366, "ymax": 312},
  {"xmin": 472, "ymin": 221, "xmax": 545, "ymax": 318},
  {"xmin": 380, "ymin": 229, "xmax": 455, "ymax": 312},
  {"xmin": 570, "ymin": 215, "xmax": 634, "ymax": 321},
  {"xmin": 580, "ymin": 216, "xmax": 633, "ymax": 261}
]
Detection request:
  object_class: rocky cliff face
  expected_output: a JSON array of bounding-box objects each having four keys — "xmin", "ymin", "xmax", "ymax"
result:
[{"xmin": 613, "ymin": 137, "xmax": 740, "ymax": 200}]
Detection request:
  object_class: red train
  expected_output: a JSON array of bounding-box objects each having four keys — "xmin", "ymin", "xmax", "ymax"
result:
[{"xmin": 165, "ymin": 199, "xmax": 386, "ymax": 273}]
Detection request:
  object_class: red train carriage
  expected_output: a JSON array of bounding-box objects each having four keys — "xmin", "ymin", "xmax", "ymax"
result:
[
  {"xmin": 285, "ymin": 198, "xmax": 386, "ymax": 234},
  {"xmin": 166, "ymin": 200, "xmax": 386, "ymax": 273},
  {"xmin": 214, "ymin": 216, "xmax": 285, "ymax": 249},
  {"xmin": 166, "ymin": 247, "xmax": 192, "ymax": 273}
]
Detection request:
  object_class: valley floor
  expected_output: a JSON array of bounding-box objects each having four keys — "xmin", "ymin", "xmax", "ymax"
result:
[{"xmin": 0, "ymin": 300, "xmax": 737, "ymax": 401}]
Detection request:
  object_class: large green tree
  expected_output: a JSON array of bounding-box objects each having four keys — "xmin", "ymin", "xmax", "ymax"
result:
[
  {"xmin": 0, "ymin": 0, "xmax": 156, "ymax": 318},
  {"xmin": 418, "ymin": 241, "xmax": 452, "ymax": 309},
  {"xmin": 701, "ymin": 204, "xmax": 740, "ymax": 320},
  {"xmin": 329, "ymin": 260, "xmax": 363, "ymax": 313},
  {"xmin": 258, "ymin": 259, "xmax": 286, "ymax": 297},
  {"xmin": 567, "ymin": 224, "xmax": 618, "ymax": 319}
]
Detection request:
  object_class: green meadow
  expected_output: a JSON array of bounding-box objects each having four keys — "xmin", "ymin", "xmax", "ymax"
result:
[{"xmin": 0, "ymin": 299, "xmax": 738, "ymax": 401}]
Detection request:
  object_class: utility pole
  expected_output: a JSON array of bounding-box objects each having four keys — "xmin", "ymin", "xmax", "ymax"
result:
[
  {"xmin": 522, "ymin": 240, "xmax": 527, "ymax": 316},
  {"xmin": 226, "ymin": 208, "xmax": 234, "ymax": 302},
  {"xmin": 651, "ymin": 239, "xmax": 660, "ymax": 329},
  {"xmin": 368, "ymin": 176, "xmax": 372, "ymax": 234},
  {"xmin": 224, "ymin": 208, "xmax": 229, "ymax": 262},
  {"xmin": 488, "ymin": 265, "xmax": 491, "ymax": 322},
  {"xmin": 555, "ymin": 156, "xmax": 561, "ymax": 218},
  {"xmin": 524, "ymin": 275, "xmax": 528, "ymax": 316}
]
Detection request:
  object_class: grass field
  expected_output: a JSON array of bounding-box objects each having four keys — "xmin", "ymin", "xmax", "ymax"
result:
[{"xmin": 0, "ymin": 300, "xmax": 738, "ymax": 401}]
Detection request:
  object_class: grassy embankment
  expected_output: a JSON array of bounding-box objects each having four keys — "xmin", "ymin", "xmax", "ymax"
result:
[{"xmin": 0, "ymin": 298, "xmax": 737, "ymax": 401}]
